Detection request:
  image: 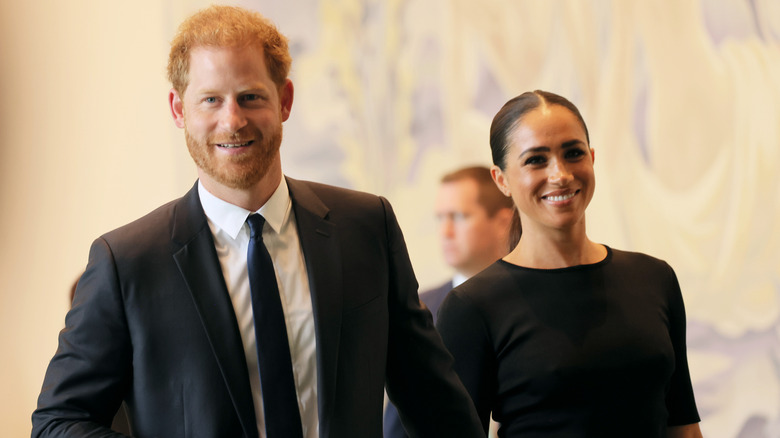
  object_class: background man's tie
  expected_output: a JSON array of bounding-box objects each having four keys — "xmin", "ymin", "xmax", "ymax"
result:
[{"xmin": 246, "ymin": 214, "xmax": 304, "ymax": 438}]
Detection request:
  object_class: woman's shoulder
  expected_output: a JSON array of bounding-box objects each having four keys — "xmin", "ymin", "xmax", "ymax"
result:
[
  {"xmin": 449, "ymin": 261, "xmax": 524, "ymax": 305},
  {"xmin": 460, "ymin": 259, "xmax": 516, "ymax": 284},
  {"xmin": 438, "ymin": 262, "xmax": 515, "ymax": 333},
  {"xmin": 606, "ymin": 247, "xmax": 676, "ymax": 280},
  {"xmin": 608, "ymin": 247, "xmax": 671, "ymax": 267}
]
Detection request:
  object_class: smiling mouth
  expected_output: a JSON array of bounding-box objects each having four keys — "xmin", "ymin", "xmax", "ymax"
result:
[
  {"xmin": 543, "ymin": 191, "xmax": 578, "ymax": 202},
  {"xmin": 216, "ymin": 140, "xmax": 253, "ymax": 149}
]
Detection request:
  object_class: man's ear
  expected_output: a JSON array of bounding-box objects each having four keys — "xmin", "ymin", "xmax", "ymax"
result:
[
  {"xmin": 280, "ymin": 79, "xmax": 294, "ymax": 122},
  {"xmin": 169, "ymin": 88, "xmax": 185, "ymax": 128}
]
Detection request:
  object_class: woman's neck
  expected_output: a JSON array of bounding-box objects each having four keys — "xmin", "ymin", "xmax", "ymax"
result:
[{"xmin": 503, "ymin": 224, "xmax": 606, "ymax": 269}]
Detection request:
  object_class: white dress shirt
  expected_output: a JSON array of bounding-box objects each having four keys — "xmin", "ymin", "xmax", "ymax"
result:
[
  {"xmin": 198, "ymin": 178, "xmax": 318, "ymax": 438},
  {"xmin": 452, "ymin": 272, "xmax": 468, "ymax": 289}
]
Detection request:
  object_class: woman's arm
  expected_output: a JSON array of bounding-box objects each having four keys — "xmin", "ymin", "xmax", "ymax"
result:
[{"xmin": 667, "ymin": 423, "xmax": 703, "ymax": 438}]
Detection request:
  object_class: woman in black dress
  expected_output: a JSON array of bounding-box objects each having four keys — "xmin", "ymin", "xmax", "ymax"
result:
[{"xmin": 437, "ymin": 90, "xmax": 703, "ymax": 438}]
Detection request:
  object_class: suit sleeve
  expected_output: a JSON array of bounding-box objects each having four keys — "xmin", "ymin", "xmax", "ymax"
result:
[
  {"xmin": 32, "ymin": 237, "xmax": 132, "ymax": 437},
  {"xmin": 380, "ymin": 197, "xmax": 485, "ymax": 438},
  {"xmin": 436, "ymin": 290, "xmax": 496, "ymax": 434}
]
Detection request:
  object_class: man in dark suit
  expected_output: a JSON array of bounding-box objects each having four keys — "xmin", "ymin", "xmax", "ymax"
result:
[
  {"xmin": 383, "ymin": 166, "xmax": 515, "ymax": 438},
  {"xmin": 32, "ymin": 6, "xmax": 483, "ymax": 438}
]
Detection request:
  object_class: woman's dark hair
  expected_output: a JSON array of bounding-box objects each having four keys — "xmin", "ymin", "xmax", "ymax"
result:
[{"xmin": 489, "ymin": 90, "xmax": 590, "ymax": 169}]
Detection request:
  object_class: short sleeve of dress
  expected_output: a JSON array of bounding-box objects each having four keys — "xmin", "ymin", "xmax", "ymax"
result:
[
  {"xmin": 437, "ymin": 290, "xmax": 497, "ymax": 434},
  {"xmin": 663, "ymin": 262, "xmax": 701, "ymax": 426}
]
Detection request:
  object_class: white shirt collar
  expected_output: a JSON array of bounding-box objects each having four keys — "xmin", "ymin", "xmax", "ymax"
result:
[
  {"xmin": 452, "ymin": 272, "xmax": 469, "ymax": 288},
  {"xmin": 198, "ymin": 177, "xmax": 292, "ymax": 239}
]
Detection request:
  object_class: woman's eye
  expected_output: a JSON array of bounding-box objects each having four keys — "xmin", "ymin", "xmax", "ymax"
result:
[
  {"xmin": 565, "ymin": 148, "xmax": 586, "ymax": 159},
  {"xmin": 524, "ymin": 156, "xmax": 546, "ymax": 166}
]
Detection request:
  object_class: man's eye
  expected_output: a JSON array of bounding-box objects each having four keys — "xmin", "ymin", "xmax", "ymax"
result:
[
  {"xmin": 204, "ymin": 97, "xmax": 217, "ymax": 104},
  {"xmin": 241, "ymin": 94, "xmax": 261, "ymax": 102}
]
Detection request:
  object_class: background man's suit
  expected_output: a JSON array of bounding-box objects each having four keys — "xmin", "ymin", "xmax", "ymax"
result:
[
  {"xmin": 416, "ymin": 282, "xmax": 453, "ymax": 322},
  {"xmin": 32, "ymin": 178, "xmax": 482, "ymax": 438}
]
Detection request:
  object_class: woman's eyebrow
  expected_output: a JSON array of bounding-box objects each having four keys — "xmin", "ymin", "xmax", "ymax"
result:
[
  {"xmin": 561, "ymin": 139, "xmax": 586, "ymax": 148},
  {"xmin": 518, "ymin": 146, "xmax": 550, "ymax": 158}
]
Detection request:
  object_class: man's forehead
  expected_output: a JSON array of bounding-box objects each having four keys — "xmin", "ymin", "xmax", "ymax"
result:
[
  {"xmin": 190, "ymin": 41, "xmax": 264, "ymax": 55},
  {"xmin": 436, "ymin": 187, "xmax": 481, "ymax": 209},
  {"xmin": 439, "ymin": 179, "xmax": 479, "ymax": 196},
  {"xmin": 185, "ymin": 45, "xmax": 272, "ymax": 88}
]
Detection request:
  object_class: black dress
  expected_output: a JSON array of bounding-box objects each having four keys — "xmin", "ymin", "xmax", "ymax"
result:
[{"xmin": 437, "ymin": 246, "xmax": 700, "ymax": 437}]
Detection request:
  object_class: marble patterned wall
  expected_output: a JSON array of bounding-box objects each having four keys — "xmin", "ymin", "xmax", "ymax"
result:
[{"xmin": 244, "ymin": 0, "xmax": 779, "ymax": 436}]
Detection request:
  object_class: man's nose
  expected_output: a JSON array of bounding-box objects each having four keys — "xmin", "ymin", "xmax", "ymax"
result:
[
  {"xmin": 439, "ymin": 218, "xmax": 455, "ymax": 238},
  {"xmin": 219, "ymin": 100, "xmax": 248, "ymax": 133}
]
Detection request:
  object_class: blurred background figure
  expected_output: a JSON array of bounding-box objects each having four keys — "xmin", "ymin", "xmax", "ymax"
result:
[{"xmin": 383, "ymin": 165, "xmax": 515, "ymax": 438}]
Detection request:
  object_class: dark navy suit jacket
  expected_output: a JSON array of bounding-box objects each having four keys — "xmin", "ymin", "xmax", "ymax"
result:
[
  {"xmin": 383, "ymin": 280, "xmax": 454, "ymax": 438},
  {"xmin": 32, "ymin": 179, "xmax": 483, "ymax": 438}
]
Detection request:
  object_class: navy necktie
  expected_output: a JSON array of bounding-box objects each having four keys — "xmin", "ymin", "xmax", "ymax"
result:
[{"xmin": 246, "ymin": 214, "xmax": 303, "ymax": 438}]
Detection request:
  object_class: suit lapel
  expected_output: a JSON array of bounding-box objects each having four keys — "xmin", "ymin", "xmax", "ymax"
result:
[
  {"xmin": 287, "ymin": 177, "xmax": 343, "ymax": 435},
  {"xmin": 171, "ymin": 183, "xmax": 259, "ymax": 438}
]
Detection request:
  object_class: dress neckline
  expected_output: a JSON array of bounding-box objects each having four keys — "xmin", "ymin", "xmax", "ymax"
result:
[{"xmin": 497, "ymin": 245, "xmax": 612, "ymax": 273}]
